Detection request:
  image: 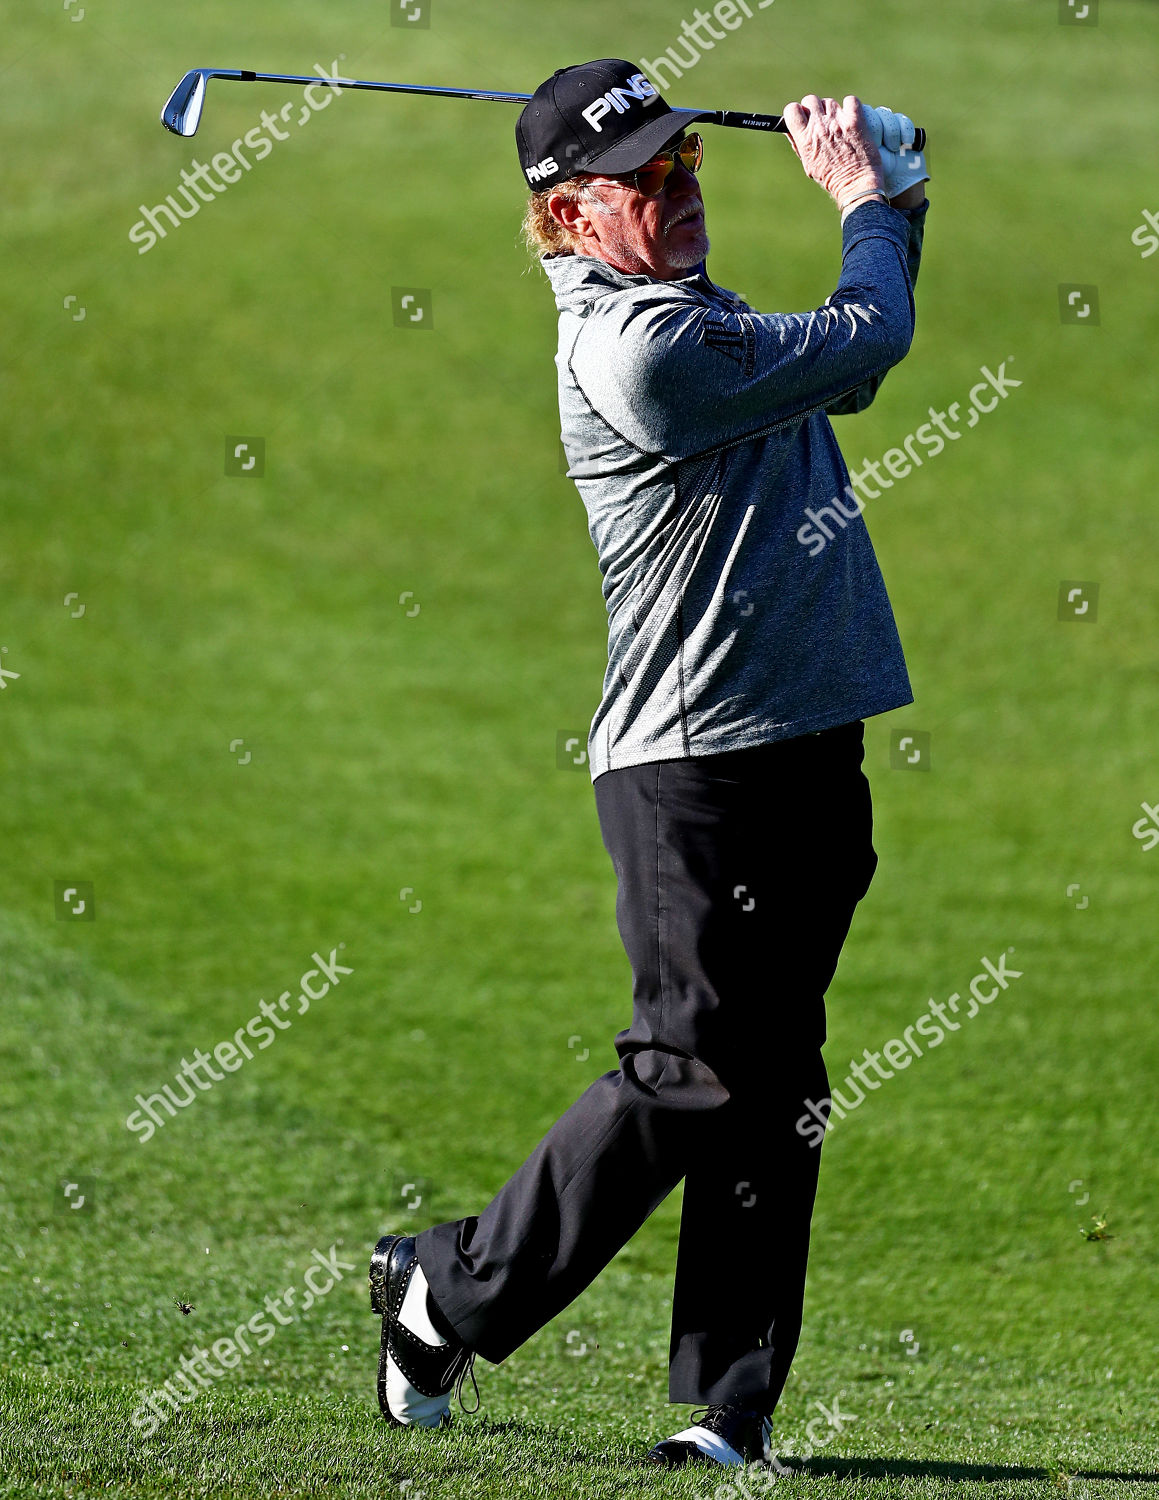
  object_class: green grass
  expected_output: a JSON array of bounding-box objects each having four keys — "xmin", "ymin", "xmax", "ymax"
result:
[{"xmin": 2, "ymin": 0, "xmax": 1159, "ymax": 1493}]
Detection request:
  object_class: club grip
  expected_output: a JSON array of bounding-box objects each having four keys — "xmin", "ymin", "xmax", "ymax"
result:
[{"xmin": 711, "ymin": 109, "xmax": 925, "ymax": 153}]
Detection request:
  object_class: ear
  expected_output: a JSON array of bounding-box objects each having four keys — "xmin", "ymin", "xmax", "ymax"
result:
[{"xmin": 548, "ymin": 187, "xmax": 600, "ymax": 246}]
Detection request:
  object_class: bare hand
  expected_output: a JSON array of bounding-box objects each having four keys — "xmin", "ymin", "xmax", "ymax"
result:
[{"xmin": 781, "ymin": 94, "xmax": 884, "ymax": 211}]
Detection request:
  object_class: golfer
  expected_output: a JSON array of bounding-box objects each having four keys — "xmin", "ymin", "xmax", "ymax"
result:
[{"xmin": 368, "ymin": 57, "xmax": 929, "ymax": 1470}]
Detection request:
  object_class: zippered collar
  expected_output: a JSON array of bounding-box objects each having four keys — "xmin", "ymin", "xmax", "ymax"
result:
[{"xmin": 541, "ymin": 250, "xmax": 747, "ymax": 314}]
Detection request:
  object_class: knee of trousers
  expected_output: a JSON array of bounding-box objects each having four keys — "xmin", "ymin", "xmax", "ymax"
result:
[
  {"xmin": 618, "ymin": 1024, "xmax": 826, "ymax": 1103},
  {"xmin": 618, "ymin": 1046, "xmax": 739, "ymax": 1112}
]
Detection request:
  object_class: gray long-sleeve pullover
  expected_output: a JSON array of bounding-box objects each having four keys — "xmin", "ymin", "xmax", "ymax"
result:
[{"xmin": 545, "ymin": 197, "xmax": 927, "ymax": 782}]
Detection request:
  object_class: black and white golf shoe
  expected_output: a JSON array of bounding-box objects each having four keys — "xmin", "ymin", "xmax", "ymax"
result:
[
  {"xmin": 645, "ymin": 1402, "xmax": 773, "ymax": 1467},
  {"xmin": 368, "ymin": 1234, "xmax": 479, "ymax": 1428}
]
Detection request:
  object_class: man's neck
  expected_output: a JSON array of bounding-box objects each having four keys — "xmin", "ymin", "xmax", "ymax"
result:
[{"xmin": 577, "ymin": 246, "xmax": 708, "ymax": 283}]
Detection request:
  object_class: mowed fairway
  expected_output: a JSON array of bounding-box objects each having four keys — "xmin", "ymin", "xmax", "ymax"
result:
[{"xmin": 2, "ymin": 0, "xmax": 1158, "ymax": 1495}]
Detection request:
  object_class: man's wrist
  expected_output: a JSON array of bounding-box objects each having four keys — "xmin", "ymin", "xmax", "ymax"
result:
[
  {"xmin": 888, "ymin": 182, "xmax": 928, "ymax": 211},
  {"xmin": 839, "ymin": 189, "xmax": 887, "ymax": 220}
]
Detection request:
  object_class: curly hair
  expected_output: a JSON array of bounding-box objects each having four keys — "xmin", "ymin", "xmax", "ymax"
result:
[{"xmin": 521, "ymin": 177, "xmax": 611, "ymax": 258}]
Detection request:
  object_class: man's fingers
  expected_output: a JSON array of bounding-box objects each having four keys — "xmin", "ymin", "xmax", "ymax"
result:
[
  {"xmin": 780, "ymin": 100, "xmax": 809, "ymax": 157},
  {"xmin": 869, "ymin": 104, "xmax": 915, "ymax": 154},
  {"xmin": 859, "ymin": 103, "xmax": 884, "ymax": 146},
  {"xmin": 879, "ymin": 106, "xmax": 902, "ymax": 155},
  {"xmin": 792, "ymin": 94, "xmax": 916, "ymax": 152},
  {"xmin": 782, "ymin": 100, "xmax": 809, "ymax": 134},
  {"xmin": 838, "ymin": 95, "xmax": 871, "ymax": 146},
  {"xmin": 841, "ymin": 94, "xmax": 864, "ymax": 128}
]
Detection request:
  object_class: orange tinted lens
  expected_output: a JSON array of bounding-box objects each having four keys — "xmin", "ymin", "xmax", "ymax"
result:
[
  {"xmin": 633, "ymin": 158, "xmax": 675, "ymax": 196},
  {"xmin": 679, "ymin": 133, "xmax": 703, "ymax": 173},
  {"xmin": 634, "ymin": 135, "xmax": 703, "ymax": 194}
]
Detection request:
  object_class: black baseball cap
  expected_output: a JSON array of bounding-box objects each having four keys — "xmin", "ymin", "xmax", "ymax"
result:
[{"xmin": 516, "ymin": 58, "xmax": 712, "ymax": 191}]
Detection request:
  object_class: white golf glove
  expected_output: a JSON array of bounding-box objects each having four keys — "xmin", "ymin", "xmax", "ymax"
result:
[{"xmin": 861, "ymin": 103, "xmax": 929, "ymax": 200}]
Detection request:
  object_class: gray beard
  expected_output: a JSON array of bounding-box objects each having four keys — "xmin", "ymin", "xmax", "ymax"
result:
[
  {"xmin": 662, "ymin": 231, "xmax": 711, "ymax": 269},
  {"xmin": 589, "ymin": 200, "xmax": 710, "ymax": 273}
]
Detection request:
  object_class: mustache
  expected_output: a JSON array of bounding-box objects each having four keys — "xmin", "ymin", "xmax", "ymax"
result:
[{"xmin": 663, "ymin": 201, "xmax": 704, "ymax": 233}]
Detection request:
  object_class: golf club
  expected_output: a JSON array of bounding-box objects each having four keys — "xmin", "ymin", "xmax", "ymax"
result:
[{"xmin": 160, "ymin": 67, "xmax": 925, "ymax": 151}]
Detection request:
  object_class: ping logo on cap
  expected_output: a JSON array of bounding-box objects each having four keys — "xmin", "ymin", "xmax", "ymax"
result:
[
  {"xmin": 527, "ymin": 156, "xmax": 559, "ymax": 182},
  {"xmin": 580, "ymin": 73, "xmax": 659, "ymax": 133}
]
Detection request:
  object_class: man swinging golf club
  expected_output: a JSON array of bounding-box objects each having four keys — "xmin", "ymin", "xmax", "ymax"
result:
[{"xmin": 368, "ymin": 57, "xmax": 929, "ymax": 1470}]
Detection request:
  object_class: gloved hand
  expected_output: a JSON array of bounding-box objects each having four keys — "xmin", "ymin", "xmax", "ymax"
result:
[{"xmin": 861, "ymin": 103, "xmax": 929, "ymax": 200}]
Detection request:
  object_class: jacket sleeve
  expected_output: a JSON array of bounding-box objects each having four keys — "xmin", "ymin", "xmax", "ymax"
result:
[
  {"xmin": 569, "ymin": 199, "xmax": 918, "ymax": 461},
  {"xmin": 824, "ymin": 198, "xmax": 928, "ymax": 416}
]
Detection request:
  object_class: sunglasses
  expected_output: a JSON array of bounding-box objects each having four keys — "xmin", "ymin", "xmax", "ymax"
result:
[{"xmin": 597, "ymin": 132, "xmax": 704, "ymax": 197}]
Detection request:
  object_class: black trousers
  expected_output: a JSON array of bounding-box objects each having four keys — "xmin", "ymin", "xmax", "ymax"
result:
[{"xmin": 416, "ymin": 719, "xmax": 878, "ymax": 1411}]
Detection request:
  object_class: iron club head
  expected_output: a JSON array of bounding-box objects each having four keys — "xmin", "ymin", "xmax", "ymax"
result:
[{"xmin": 161, "ymin": 69, "xmax": 209, "ymax": 136}]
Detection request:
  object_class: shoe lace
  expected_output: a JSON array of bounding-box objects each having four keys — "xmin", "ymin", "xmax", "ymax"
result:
[
  {"xmin": 451, "ymin": 1349, "xmax": 480, "ymax": 1415},
  {"xmin": 690, "ymin": 1404, "xmax": 769, "ymax": 1443}
]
